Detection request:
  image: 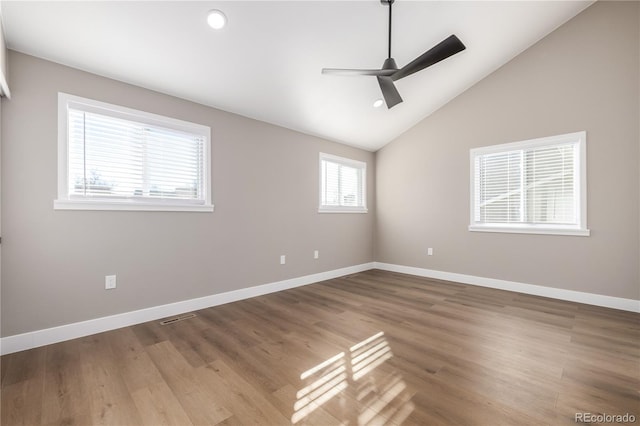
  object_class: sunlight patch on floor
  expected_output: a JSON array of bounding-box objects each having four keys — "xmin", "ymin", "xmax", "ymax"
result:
[{"xmin": 291, "ymin": 331, "xmax": 415, "ymax": 425}]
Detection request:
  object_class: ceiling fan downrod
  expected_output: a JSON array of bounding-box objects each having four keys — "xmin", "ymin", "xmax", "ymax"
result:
[{"xmin": 382, "ymin": 0, "xmax": 397, "ymax": 71}]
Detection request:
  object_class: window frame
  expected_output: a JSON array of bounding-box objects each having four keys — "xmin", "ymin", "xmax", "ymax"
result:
[
  {"xmin": 469, "ymin": 131, "xmax": 589, "ymax": 236},
  {"xmin": 318, "ymin": 152, "xmax": 368, "ymax": 214},
  {"xmin": 54, "ymin": 93, "xmax": 213, "ymax": 212}
]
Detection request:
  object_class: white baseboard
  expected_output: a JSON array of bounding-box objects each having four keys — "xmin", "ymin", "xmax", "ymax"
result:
[
  {"xmin": 0, "ymin": 262, "xmax": 375, "ymax": 355},
  {"xmin": 3, "ymin": 261, "xmax": 637, "ymax": 355},
  {"xmin": 374, "ymin": 262, "xmax": 640, "ymax": 313}
]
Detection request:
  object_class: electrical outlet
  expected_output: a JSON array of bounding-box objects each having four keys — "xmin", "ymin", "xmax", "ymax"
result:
[
  {"xmin": 428, "ymin": 248, "xmax": 433, "ymax": 256},
  {"xmin": 280, "ymin": 255, "xmax": 286, "ymax": 265},
  {"xmin": 314, "ymin": 250, "xmax": 319, "ymax": 259},
  {"xmin": 105, "ymin": 275, "xmax": 117, "ymax": 290}
]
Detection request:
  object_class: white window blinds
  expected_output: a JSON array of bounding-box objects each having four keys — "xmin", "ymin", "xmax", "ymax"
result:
[
  {"xmin": 470, "ymin": 132, "xmax": 588, "ymax": 236},
  {"xmin": 319, "ymin": 153, "xmax": 367, "ymax": 213},
  {"xmin": 56, "ymin": 93, "xmax": 212, "ymax": 212},
  {"xmin": 68, "ymin": 109, "xmax": 204, "ymax": 201}
]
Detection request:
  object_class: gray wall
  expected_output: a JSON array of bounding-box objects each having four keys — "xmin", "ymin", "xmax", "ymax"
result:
[
  {"xmin": 1, "ymin": 51, "xmax": 375, "ymax": 337},
  {"xmin": 375, "ymin": 1, "xmax": 639, "ymax": 300}
]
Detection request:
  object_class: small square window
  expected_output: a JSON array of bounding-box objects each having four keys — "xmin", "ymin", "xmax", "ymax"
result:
[{"xmin": 319, "ymin": 153, "xmax": 367, "ymax": 213}]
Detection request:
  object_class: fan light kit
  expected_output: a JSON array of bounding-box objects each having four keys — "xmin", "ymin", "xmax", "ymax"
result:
[
  {"xmin": 373, "ymin": 99, "xmax": 384, "ymax": 108},
  {"xmin": 207, "ymin": 10, "xmax": 227, "ymax": 30},
  {"xmin": 322, "ymin": 0, "xmax": 466, "ymax": 109}
]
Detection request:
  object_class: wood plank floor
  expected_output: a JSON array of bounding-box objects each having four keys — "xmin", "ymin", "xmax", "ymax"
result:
[{"xmin": 2, "ymin": 269, "xmax": 639, "ymax": 425}]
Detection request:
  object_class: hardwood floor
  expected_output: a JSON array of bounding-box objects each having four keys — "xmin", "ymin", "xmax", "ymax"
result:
[{"xmin": 2, "ymin": 269, "xmax": 639, "ymax": 425}]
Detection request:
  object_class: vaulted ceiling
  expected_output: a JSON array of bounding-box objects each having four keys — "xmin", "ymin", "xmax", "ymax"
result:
[{"xmin": 1, "ymin": 1, "xmax": 593, "ymax": 151}]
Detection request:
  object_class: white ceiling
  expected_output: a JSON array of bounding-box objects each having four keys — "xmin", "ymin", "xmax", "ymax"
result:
[{"xmin": 1, "ymin": 1, "xmax": 593, "ymax": 151}]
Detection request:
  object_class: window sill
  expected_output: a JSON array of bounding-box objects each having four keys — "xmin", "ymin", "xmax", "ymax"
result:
[
  {"xmin": 318, "ymin": 207, "xmax": 368, "ymax": 214},
  {"xmin": 469, "ymin": 224, "xmax": 590, "ymax": 236},
  {"xmin": 54, "ymin": 199, "xmax": 214, "ymax": 212}
]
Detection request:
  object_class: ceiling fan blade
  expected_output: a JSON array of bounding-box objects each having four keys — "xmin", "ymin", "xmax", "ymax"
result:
[
  {"xmin": 322, "ymin": 68, "xmax": 396, "ymax": 77},
  {"xmin": 377, "ymin": 76, "xmax": 403, "ymax": 109},
  {"xmin": 391, "ymin": 35, "xmax": 466, "ymax": 81}
]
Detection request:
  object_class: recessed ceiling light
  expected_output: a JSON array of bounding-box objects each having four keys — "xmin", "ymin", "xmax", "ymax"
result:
[
  {"xmin": 373, "ymin": 99, "xmax": 384, "ymax": 108},
  {"xmin": 207, "ymin": 10, "xmax": 227, "ymax": 30}
]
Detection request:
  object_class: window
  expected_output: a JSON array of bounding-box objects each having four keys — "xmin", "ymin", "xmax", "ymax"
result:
[
  {"xmin": 319, "ymin": 153, "xmax": 367, "ymax": 213},
  {"xmin": 470, "ymin": 131, "xmax": 589, "ymax": 236},
  {"xmin": 55, "ymin": 93, "xmax": 213, "ymax": 212}
]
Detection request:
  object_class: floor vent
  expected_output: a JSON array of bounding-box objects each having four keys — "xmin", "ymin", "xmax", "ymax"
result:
[{"xmin": 159, "ymin": 313, "xmax": 197, "ymax": 325}]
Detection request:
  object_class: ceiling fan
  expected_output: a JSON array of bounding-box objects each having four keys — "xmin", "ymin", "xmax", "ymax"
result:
[{"xmin": 322, "ymin": 0, "xmax": 466, "ymax": 109}]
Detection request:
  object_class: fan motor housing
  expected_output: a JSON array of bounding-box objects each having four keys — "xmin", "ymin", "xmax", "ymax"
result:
[{"xmin": 382, "ymin": 58, "xmax": 398, "ymax": 71}]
